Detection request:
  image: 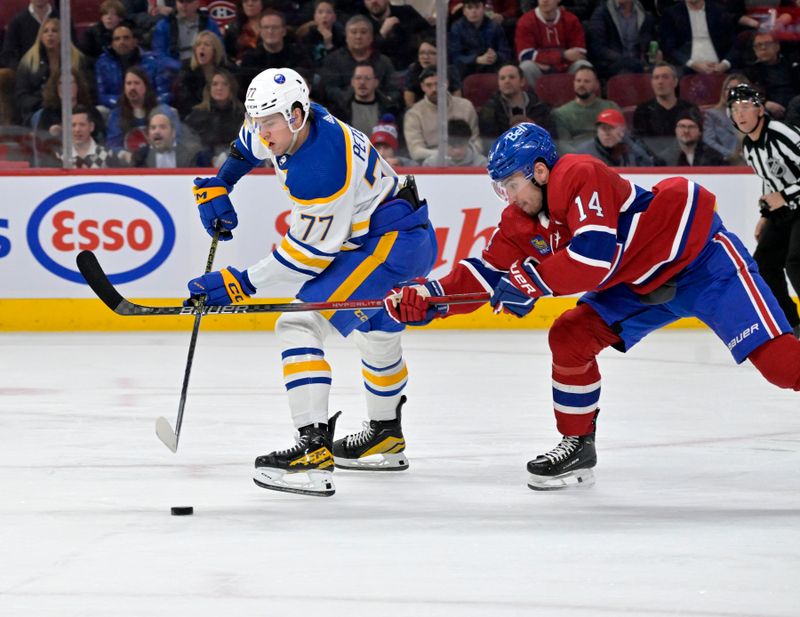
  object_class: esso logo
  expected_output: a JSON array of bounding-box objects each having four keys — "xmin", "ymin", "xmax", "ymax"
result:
[{"xmin": 27, "ymin": 182, "xmax": 176, "ymax": 284}]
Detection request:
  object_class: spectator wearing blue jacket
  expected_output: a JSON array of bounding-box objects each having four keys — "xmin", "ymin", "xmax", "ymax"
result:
[
  {"xmin": 96, "ymin": 24, "xmax": 174, "ymax": 109},
  {"xmin": 150, "ymin": 0, "xmax": 221, "ymax": 63},
  {"xmin": 448, "ymin": 0, "xmax": 512, "ymax": 79}
]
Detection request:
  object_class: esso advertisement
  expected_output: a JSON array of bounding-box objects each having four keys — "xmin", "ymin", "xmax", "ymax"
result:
[
  {"xmin": 0, "ymin": 171, "xmax": 762, "ymax": 299},
  {"xmin": 26, "ymin": 182, "xmax": 175, "ymax": 285}
]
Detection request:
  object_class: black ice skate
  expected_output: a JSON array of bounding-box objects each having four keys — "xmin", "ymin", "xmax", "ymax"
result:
[
  {"xmin": 333, "ymin": 396, "xmax": 409, "ymax": 471},
  {"xmin": 527, "ymin": 432, "xmax": 597, "ymax": 491},
  {"xmin": 253, "ymin": 412, "xmax": 341, "ymax": 497}
]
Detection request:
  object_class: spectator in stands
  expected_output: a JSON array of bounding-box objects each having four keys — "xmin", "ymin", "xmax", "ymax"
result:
[
  {"xmin": 479, "ymin": 63, "xmax": 554, "ymax": 140},
  {"xmin": 659, "ymin": 0, "xmax": 734, "ymax": 75},
  {"xmin": 574, "ymin": 108, "xmax": 655, "ymax": 166},
  {"xmin": 370, "ymin": 114, "xmax": 414, "ymax": 166},
  {"xmin": 0, "ymin": 0, "xmax": 56, "ymax": 69},
  {"xmin": 330, "ymin": 62, "xmax": 402, "ymax": 136},
  {"xmin": 514, "ymin": 0, "xmax": 591, "ymax": 87},
  {"xmin": 96, "ymin": 24, "xmax": 173, "ymax": 110},
  {"xmin": 223, "ymin": 0, "xmax": 264, "ymax": 62},
  {"xmin": 295, "ymin": 0, "xmax": 345, "ymax": 67},
  {"xmin": 703, "ymin": 73, "xmax": 749, "ymax": 164},
  {"xmin": 423, "ymin": 118, "xmax": 488, "ymax": 166},
  {"xmin": 671, "ymin": 106, "xmax": 727, "ymax": 166},
  {"xmin": 449, "ymin": 0, "xmax": 512, "ymax": 79},
  {"xmin": 552, "ymin": 66, "xmax": 620, "ymax": 152},
  {"xmin": 322, "ymin": 15, "xmax": 399, "ymax": 107},
  {"xmin": 403, "ymin": 36, "xmax": 462, "ymax": 108},
  {"xmin": 107, "ymin": 66, "xmax": 159, "ymax": 154},
  {"xmin": 185, "ymin": 68, "xmax": 245, "ymax": 167},
  {"xmin": 633, "ymin": 62, "xmax": 699, "ymax": 138},
  {"xmin": 587, "ymin": 0, "xmax": 657, "ymax": 80},
  {"xmin": 15, "ymin": 17, "xmax": 86, "ymax": 127},
  {"xmin": 484, "ymin": 0, "xmax": 522, "ymax": 45},
  {"xmin": 403, "ymin": 67, "xmax": 481, "ymax": 162},
  {"xmin": 81, "ymin": 0, "xmax": 128, "ymax": 61},
  {"xmin": 361, "ymin": 0, "xmax": 432, "ymax": 70},
  {"xmin": 151, "ymin": 0, "xmax": 221, "ymax": 63},
  {"xmin": 132, "ymin": 106, "xmax": 203, "ymax": 167},
  {"xmin": 36, "ymin": 69, "xmax": 105, "ymax": 141},
  {"xmin": 58, "ymin": 105, "xmax": 114, "ymax": 169},
  {"xmin": 240, "ymin": 10, "xmax": 303, "ymax": 87},
  {"xmin": 744, "ymin": 32, "xmax": 800, "ymax": 119},
  {"xmin": 174, "ymin": 30, "xmax": 237, "ymax": 117}
]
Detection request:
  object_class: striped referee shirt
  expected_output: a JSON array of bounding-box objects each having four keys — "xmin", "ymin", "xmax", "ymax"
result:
[{"xmin": 743, "ymin": 117, "xmax": 800, "ymax": 209}]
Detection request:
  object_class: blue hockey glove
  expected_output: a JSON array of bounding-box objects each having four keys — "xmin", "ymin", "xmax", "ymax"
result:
[
  {"xmin": 193, "ymin": 177, "xmax": 238, "ymax": 240},
  {"xmin": 184, "ymin": 267, "xmax": 256, "ymax": 307},
  {"xmin": 384, "ymin": 282, "xmax": 447, "ymax": 326},
  {"xmin": 490, "ymin": 258, "xmax": 549, "ymax": 318}
]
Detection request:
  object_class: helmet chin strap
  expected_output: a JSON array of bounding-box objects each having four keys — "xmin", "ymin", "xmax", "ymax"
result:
[{"xmin": 285, "ymin": 109, "xmax": 310, "ymax": 156}]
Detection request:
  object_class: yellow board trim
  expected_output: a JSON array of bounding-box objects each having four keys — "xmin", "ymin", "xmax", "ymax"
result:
[
  {"xmin": 320, "ymin": 231, "xmax": 398, "ymax": 320},
  {"xmin": 283, "ymin": 360, "xmax": 331, "ymax": 377},
  {"xmin": 288, "ymin": 120, "xmax": 353, "ymax": 206},
  {"xmin": 279, "ymin": 237, "xmax": 332, "ymax": 270},
  {"xmin": 362, "ymin": 365, "xmax": 408, "ymax": 387},
  {"xmin": 0, "ymin": 297, "xmax": 769, "ymax": 331}
]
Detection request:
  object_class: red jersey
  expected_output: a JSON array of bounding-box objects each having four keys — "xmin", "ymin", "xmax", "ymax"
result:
[
  {"xmin": 434, "ymin": 155, "xmax": 718, "ymax": 315},
  {"xmin": 514, "ymin": 8, "xmax": 587, "ymax": 71}
]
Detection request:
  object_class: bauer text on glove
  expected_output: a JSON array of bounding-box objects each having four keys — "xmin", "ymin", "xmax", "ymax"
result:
[
  {"xmin": 185, "ymin": 267, "xmax": 256, "ymax": 306},
  {"xmin": 489, "ymin": 258, "xmax": 550, "ymax": 317},
  {"xmin": 193, "ymin": 177, "xmax": 238, "ymax": 240}
]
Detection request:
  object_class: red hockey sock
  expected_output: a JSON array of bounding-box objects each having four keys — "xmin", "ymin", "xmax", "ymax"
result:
[
  {"xmin": 549, "ymin": 304, "xmax": 622, "ymax": 435},
  {"xmin": 748, "ymin": 334, "xmax": 800, "ymax": 391}
]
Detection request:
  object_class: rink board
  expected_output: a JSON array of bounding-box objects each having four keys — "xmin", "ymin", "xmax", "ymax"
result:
[{"xmin": 0, "ymin": 167, "xmax": 784, "ymax": 331}]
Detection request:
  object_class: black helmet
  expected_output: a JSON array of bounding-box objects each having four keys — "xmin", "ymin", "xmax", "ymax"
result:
[{"xmin": 726, "ymin": 83, "xmax": 765, "ymax": 108}]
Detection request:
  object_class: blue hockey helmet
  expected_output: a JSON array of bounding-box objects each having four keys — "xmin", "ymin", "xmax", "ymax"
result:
[{"xmin": 487, "ymin": 123, "xmax": 558, "ymax": 186}]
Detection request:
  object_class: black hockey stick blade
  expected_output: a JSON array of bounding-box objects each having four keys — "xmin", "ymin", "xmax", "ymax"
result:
[{"xmin": 76, "ymin": 250, "xmax": 127, "ymax": 312}]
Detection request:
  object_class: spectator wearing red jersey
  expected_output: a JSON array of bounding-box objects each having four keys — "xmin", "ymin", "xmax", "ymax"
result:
[{"xmin": 514, "ymin": 0, "xmax": 591, "ymax": 87}]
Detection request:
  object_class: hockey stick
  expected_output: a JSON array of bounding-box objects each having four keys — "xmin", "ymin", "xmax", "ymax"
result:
[
  {"xmin": 154, "ymin": 228, "xmax": 220, "ymax": 453},
  {"xmin": 76, "ymin": 249, "xmax": 490, "ymax": 315}
]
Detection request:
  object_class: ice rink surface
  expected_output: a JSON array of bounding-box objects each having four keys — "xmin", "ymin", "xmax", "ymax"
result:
[{"xmin": 1, "ymin": 329, "xmax": 798, "ymax": 617}]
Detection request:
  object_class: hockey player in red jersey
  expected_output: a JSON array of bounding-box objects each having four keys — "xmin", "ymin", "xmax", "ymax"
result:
[{"xmin": 385, "ymin": 122, "xmax": 800, "ymax": 491}]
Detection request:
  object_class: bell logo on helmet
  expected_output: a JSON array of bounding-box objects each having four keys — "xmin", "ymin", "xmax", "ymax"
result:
[
  {"xmin": 274, "ymin": 73, "xmax": 286, "ymax": 84},
  {"xmin": 506, "ymin": 125, "xmax": 528, "ymax": 142}
]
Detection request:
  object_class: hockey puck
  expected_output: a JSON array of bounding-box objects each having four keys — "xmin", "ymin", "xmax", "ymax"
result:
[{"xmin": 170, "ymin": 506, "xmax": 193, "ymax": 516}]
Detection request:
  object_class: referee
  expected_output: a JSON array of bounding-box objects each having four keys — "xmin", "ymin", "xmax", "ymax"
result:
[{"xmin": 729, "ymin": 84, "xmax": 800, "ymax": 337}]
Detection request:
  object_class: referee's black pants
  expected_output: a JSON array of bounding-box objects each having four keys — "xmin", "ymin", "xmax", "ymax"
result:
[{"xmin": 753, "ymin": 209, "xmax": 800, "ymax": 328}]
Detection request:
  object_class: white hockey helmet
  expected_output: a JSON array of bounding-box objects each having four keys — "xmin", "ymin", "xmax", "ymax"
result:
[{"xmin": 245, "ymin": 68, "xmax": 310, "ymax": 132}]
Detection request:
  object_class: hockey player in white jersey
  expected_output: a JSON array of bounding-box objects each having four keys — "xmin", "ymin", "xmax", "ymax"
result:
[{"xmin": 185, "ymin": 68, "xmax": 437, "ymax": 496}]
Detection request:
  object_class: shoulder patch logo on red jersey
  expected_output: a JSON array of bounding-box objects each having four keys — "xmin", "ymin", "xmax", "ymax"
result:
[{"xmin": 531, "ymin": 235, "xmax": 551, "ymax": 255}]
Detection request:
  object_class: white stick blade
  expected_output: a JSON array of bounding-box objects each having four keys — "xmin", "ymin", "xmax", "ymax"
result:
[{"xmin": 155, "ymin": 417, "xmax": 178, "ymax": 452}]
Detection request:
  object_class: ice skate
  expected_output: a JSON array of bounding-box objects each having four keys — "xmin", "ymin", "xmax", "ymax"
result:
[
  {"xmin": 527, "ymin": 433, "xmax": 597, "ymax": 491},
  {"xmin": 253, "ymin": 412, "xmax": 340, "ymax": 497},
  {"xmin": 333, "ymin": 396, "xmax": 409, "ymax": 470}
]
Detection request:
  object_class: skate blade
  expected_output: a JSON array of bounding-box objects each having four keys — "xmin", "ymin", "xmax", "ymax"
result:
[
  {"xmin": 334, "ymin": 452, "xmax": 409, "ymax": 471},
  {"xmin": 527, "ymin": 469, "xmax": 596, "ymax": 491},
  {"xmin": 253, "ymin": 468, "xmax": 335, "ymax": 497}
]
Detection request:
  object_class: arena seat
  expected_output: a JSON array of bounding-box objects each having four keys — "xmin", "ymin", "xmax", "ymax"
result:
[
  {"xmin": 534, "ymin": 73, "xmax": 576, "ymax": 107},
  {"xmin": 606, "ymin": 73, "xmax": 653, "ymax": 108},
  {"xmin": 680, "ymin": 73, "xmax": 728, "ymax": 107},
  {"xmin": 462, "ymin": 73, "xmax": 498, "ymax": 110}
]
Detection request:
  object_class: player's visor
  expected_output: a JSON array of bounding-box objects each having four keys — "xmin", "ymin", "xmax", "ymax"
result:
[
  {"xmin": 491, "ymin": 171, "xmax": 533, "ymax": 203},
  {"xmin": 247, "ymin": 112, "xmax": 290, "ymax": 133}
]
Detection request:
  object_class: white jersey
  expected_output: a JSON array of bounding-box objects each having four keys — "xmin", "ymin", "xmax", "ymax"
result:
[{"xmin": 235, "ymin": 103, "xmax": 400, "ymax": 293}]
